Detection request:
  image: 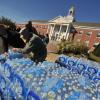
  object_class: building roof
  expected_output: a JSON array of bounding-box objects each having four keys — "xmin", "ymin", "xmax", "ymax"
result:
[
  {"xmin": 49, "ymin": 15, "xmax": 74, "ymax": 24},
  {"xmin": 73, "ymin": 22, "xmax": 100, "ymax": 28},
  {"xmin": 17, "ymin": 20, "xmax": 48, "ymax": 25},
  {"xmin": 31, "ymin": 20, "xmax": 48, "ymax": 23}
]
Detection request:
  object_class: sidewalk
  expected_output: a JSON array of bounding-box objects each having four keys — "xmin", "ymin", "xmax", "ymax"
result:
[
  {"xmin": 47, "ymin": 40, "xmax": 58, "ymax": 53},
  {"xmin": 46, "ymin": 41, "xmax": 59, "ymax": 62},
  {"xmin": 46, "ymin": 53, "xmax": 59, "ymax": 62}
]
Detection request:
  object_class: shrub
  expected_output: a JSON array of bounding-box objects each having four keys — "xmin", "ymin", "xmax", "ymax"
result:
[
  {"xmin": 57, "ymin": 40, "xmax": 89, "ymax": 55},
  {"xmin": 0, "ymin": 16, "xmax": 16, "ymax": 31}
]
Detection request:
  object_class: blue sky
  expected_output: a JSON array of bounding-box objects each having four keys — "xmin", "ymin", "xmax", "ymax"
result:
[{"xmin": 0, "ymin": 0, "xmax": 100, "ymax": 23}]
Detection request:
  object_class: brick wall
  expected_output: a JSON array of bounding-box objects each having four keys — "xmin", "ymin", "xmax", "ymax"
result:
[
  {"xmin": 74, "ymin": 28, "xmax": 100, "ymax": 48},
  {"xmin": 16, "ymin": 24, "xmax": 48, "ymax": 35},
  {"xmin": 33, "ymin": 24, "xmax": 48, "ymax": 35},
  {"xmin": 17, "ymin": 23, "xmax": 100, "ymax": 48}
]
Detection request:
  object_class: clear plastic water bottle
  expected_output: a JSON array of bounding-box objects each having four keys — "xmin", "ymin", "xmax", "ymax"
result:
[
  {"xmin": 30, "ymin": 77, "xmax": 39, "ymax": 92},
  {"xmin": 8, "ymin": 49, "xmax": 23, "ymax": 59},
  {"xmin": 34, "ymin": 77, "xmax": 46, "ymax": 99},
  {"xmin": 3, "ymin": 87, "xmax": 16, "ymax": 100},
  {"xmin": 78, "ymin": 92, "xmax": 91, "ymax": 100},
  {"xmin": 27, "ymin": 90, "xmax": 40, "ymax": 100},
  {"xmin": 0, "ymin": 54, "xmax": 6, "ymax": 63},
  {"xmin": 87, "ymin": 60, "xmax": 100, "ymax": 69},
  {"xmin": 67, "ymin": 90, "xmax": 81, "ymax": 100},
  {"xmin": 3, "ymin": 63, "xmax": 12, "ymax": 78},
  {"xmin": 71, "ymin": 58, "xmax": 87, "ymax": 75},
  {"xmin": 47, "ymin": 91, "xmax": 56, "ymax": 100},
  {"xmin": 78, "ymin": 75, "xmax": 92, "ymax": 90},
  {"xmin": 0, "ymin": 75, "xmax": 6, "ymax": 92},
  {"xmin": 56, "ymin": 54, "xmax": 69, "ymax": 63},
  {"xmin": 93, "ymin": 71, "xmax": 100, "ymax": 84},
  {"xmin": 10, "ymin": 76, "xmax": 23, "ymax": 99},
  {"xmin": 82, "ymin": 66, "xmax": 98, "ymax": 80},
  {"xmin": 0, "ymin": 63, "xmax": 5, "ymax": 76}
]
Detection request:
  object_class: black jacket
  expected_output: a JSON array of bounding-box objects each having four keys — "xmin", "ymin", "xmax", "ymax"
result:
[{"xmin": 18, "ymin": 34, "xmax": 47, "ymax": 62}]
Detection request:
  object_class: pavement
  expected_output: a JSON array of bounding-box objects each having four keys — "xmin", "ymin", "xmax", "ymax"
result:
[
  {"xmin": 47, "ymin": 40, "xmax": 58, "ymax": 53},
  {"xmin": 46, "ymin": 40, "xmax": 59, "ymax": 62},
  {"xmin": 46, "ymin": 53, "xmax": 59, "ymax": 62}
]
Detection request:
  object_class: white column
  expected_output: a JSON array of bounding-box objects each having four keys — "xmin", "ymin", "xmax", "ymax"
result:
[
  {"xmin": 50, "ymin": 24, "xmax": 55, "ymax": 40},
  {"xmin": 47, "ymin": 25, "xmax": 49, "ymax": 34},
  {"xmin": 49, "ymin": 24, "xmax": 52, "ymax": 38},
  {"xmin": 66, "ymin": 33, "xmax": 69, "ymax": 40},
  {"xmin": 65, "ymin": 24, "xmax": 70, "ymax": 40},
  {"xmin": 58, "ymin": 25, "xmax": 62, "ymax": 35},
  {"xmin": 52, "ymin": 24, "xmax": 55, "ymax": 34},
  {"xmin": 58, "ymin": 25, "xmax": 62, "ymax": 41}
]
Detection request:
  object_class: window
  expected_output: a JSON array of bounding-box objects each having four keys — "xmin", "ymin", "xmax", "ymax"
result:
[
  {"xmin": 40, "ymin": 26, "xmax": 42, "ymax": 28},
  {"xmin": 93, "ymin": 42, "xmax": 99, "ymax": 47},
  {"xmin": 36, "ymin": 26, "xmax": 38, "ymax": 28},
  {"xmin": 45, "ymin": 26, "xmax": 47, "ymax": 29},
  {"xmin": 96, "ymin": 33, "xmax": 100, "ymax": 37},
  {"xmin": 43, "ymin": 26, "xmax": 45, "ymax": 29},
  {"xmin": 43, "ymin": 26, "xmax": 47, "ymax": 29},
  {"xmin": 79, "ymin": 31, "xmax": 83, "ymax": 34},
  {"xmin": 34, "ymin": 25, "xmax": 37, "ymax": 28},
  {"xmin": 77, "ymin": 39, "xmax": 80, "ymax": 42},
  {"xmin": 61, "ymin": 26, "xmax": 67, "ymax": 33},
  {"xmin": 86, "ymin": 32, "xmax": 92, "ymax": 36},
  {"xmin": 85, "ymin": 41, "xmax": 89, "ymax": 46},
  {"xmin": 54, "ymin": 25, "xmax": 60, "ymax": 32},
  {"xmin": 70, "ymin": 11, "xmax": 72, "ymax": 15}
]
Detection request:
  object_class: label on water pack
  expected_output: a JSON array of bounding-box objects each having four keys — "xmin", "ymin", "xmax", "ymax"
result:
[
  {"xmin": 82, "ymin": 67, "xmax": 98, "ymax": 80},
  {"xmin": 56, "ymin": 55, "xmax": 100, "ymax": 83},
  {"xmin": 72, "ymin": 63, "xmax": 87, "ymax": 75},
  {"xmin": 93, "ymin": 71, "xmax": 100, "ymax": 83}
]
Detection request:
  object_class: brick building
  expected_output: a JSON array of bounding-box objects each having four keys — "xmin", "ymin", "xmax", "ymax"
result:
[
  {"xmin": 17, "ymin": 20, "xmax": 48, "ymax": 35},
  {"xmin": 48, "ymin": 6, "xmax": 100, "ymax": 48},
  {"xmin": 17, "ymin": 6, "xmax": 100, "ymax": 48},
  {"xmin": 72, "ymin": 22, "xmax": 100, "ymax": 48}
]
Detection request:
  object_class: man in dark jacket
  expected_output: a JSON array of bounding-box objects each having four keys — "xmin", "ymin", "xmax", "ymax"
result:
[
  {"xmin": 13, "ymin": 33, "xmax": 47, "ymax": 63},
  {"xmin": 20, "ymin": 21, "xmax": 38, "ymax": 43},
  {"xmin": 43, "ymin": 34, "xmax": 49, "ymax": 46}
]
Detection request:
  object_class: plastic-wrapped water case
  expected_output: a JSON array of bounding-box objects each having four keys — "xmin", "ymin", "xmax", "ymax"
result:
[
  {"xmin": 0, "ymin": 52, "xmax": 100, "ymax": 99},
  {"xmin": 8, "ymin": 50, "xmax": 23, "ymax": 59},
  {"xmin": 0, "ymin": 54, "xmax": 6, "ymax": 63},
  {"xmin": 72, "ymin": 58, "xmax": 87, "ymax": 75},
  {"xmin": 0, "ymin": 75, "xmax": 6, "ymax": 92}
]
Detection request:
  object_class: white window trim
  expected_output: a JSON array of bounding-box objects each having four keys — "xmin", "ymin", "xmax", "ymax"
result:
[
  {"xmin": 93, "ymin": 42, "xmax": 99, "ymax": 47},
  {"xmin": 86, "ymin": 32, "xmax": 92, "ymax": 36},
  {"xmin": 77, "ymin": 39, "xmax": 80, "ymax": 42},
  {"xmin": 85, "ymin": 41, "xmax": 89, "ymax": 46},
  {"xmin": 79, "ymin": 31, "xmax": 83, "ymax": 34},
  {"xmin": 96, "ymin": 33, "xmax": 100, "ymax": 38}
]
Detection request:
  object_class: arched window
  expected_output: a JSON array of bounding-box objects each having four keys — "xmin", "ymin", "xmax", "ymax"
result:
[{"xmin": 70, "ymin": 11, "xmax": 73, "ymax": 15}]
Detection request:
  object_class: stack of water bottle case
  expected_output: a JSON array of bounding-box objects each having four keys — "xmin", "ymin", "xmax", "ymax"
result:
[{"xmin": 0, "ymin": 50, "xmax": 100, "ymax": 100}]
